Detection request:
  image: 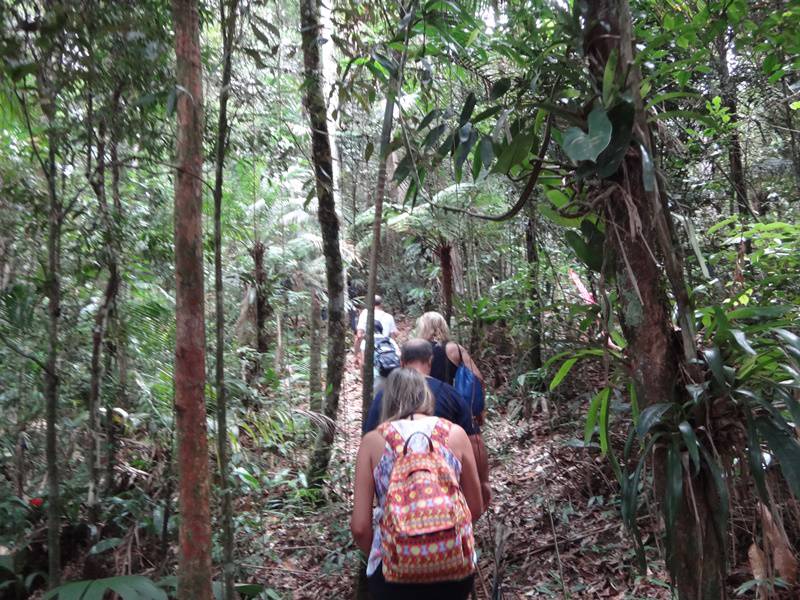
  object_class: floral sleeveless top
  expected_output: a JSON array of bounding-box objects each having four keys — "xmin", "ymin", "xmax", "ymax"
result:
[{"xmin": 366, "ymin": 416, "xmax": 470, "ymax": 576}]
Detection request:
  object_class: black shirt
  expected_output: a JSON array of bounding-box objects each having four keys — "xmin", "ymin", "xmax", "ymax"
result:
[
  {"xmin": 430, "ymin": 341, "xmax": 459, "ymax": 386},
  {"xmin": 362, "ymin": 376, "xmax": 476, "ymax": 436}
]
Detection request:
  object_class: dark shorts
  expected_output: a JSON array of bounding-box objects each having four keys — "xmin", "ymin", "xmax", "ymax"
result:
[{"xmin": 367, "ymin": 565, "xmax": 474, "ymax": 600}]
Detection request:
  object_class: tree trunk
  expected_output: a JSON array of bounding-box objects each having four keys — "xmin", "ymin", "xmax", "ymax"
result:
[
  {"xmin": 362, "ymin": 80, "xmax": 397, "ymax": 415},
  {"xmin": 438, "ymin": 243, "xmax": 454, "ymax": 326},
  {"xmin": 212, "ymin": 1, "xmax": 238, "ymax": 598},
  {"xmin": 309, "ymin": 290, "xmax": 323, "ymax": 412},
  {"xmin": 87, "ymin": 116, "xmax": 120, "ymax": 522},
  {"xmin": 44, "ymin": 137, "xmax": 62, "ymax": 590},
  {"xmin": 715, "ymin": 31, "xmax": 750, "ymax": 218},
  {"xmin": 524, "ymin": 208, "xmax": 542, "ymax": 376},
  {"xmin": 585, "ymin": 2, "xmax": 726, "ymax": 598},
  {"xmin": 172, "ymin": 0, "xmax": 212, "ymax": 598},
  {"xmin": 299, "ymin": 0, "xmax": 347, "ymax": 486}
]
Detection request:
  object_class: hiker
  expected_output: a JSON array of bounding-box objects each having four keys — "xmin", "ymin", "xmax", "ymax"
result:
[
  {"xmin": 353, "ymin": 294, "xmax": 398, "ymax": 368},
  {"xmin": 351, "ymin": 368, "xmax": 483, "ymax": 598},
  {"xmin": 416, "ymin": 311, "xmax": 485, "ymax": 425},
  {"xmin": 363, "ymin": 338, "xmax": 492, "ymax": 508},
  {"xmin": 354, "ymin": 295, "xmax": 400, "ymax": 393}
]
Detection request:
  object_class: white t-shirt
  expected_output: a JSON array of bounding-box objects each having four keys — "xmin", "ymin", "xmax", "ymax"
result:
[{"xmin": 356, "ymin": 308, "xmax": 397, "ymax": 338}]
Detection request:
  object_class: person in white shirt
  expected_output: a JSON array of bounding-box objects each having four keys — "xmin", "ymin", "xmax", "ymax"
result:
[{"xmin": 354, "ymin": 296, "xmax": 399, "ymax": 391}]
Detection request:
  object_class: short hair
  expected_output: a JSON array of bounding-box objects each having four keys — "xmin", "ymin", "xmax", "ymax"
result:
[
  {"xmin": 416, "ymin": 311, "xmax": 450, "ymax": 342},
  {"xmin": 401, "ymin": 338, "xmax": 433, "ymax": 365},
  {"xmin": 380, "ymin": 368, "xmax": 434, "ymax": 423},
  {"xmin": 374, "ymin": 295, "xmax": 383, "ymax": 306}
]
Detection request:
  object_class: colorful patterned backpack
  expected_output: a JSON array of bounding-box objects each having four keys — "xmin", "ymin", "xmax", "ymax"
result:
[{"xmin": 377, "ymin": 418, "xmax": 475, "ymax": 583}]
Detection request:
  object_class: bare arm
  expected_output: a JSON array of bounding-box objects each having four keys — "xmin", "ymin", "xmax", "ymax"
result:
[
  {"xmin": 449, "ymin": 425, "xmax": 484, "ymax": 522},
  {"xmin": 351, "ymin": 432, "xmax": 380, "ymax": 553},
  {"xmin": 446, "ymin": 342, "xmax": 484, "ymax": 383},
  {"xmin": 353, "ymin": 329, "xmax": 365, "ymax": 366},
  {"xmin": 469, "ymin": 433, "xmax": 491, "ymax": 507}
]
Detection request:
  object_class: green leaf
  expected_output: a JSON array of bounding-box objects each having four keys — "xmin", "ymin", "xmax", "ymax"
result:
[
  {"xmin": 602, "ymin": 49, "xmax": 618, "ymax": 107},
  {"xmin": 703, "ymin": 346, "xmax": 728, "ymax": 388},
  {"xmin": 678, "ymin": 421, "xmax": 700, "ymax": 475},
  {"xmin": 560, "ymin": 106, "xmax": 612, "ymax": 163},
  {"xmin": 417, "ymin": 108, "xmax": 439, "ymax": 131},
  {"xmin": 596, "ymin": 101, "xmax": 635, "ymax": 178},
  {"xmin": 490, "ymin": 78, "xmax": 512, "ymax": 100},
  {"xmin": 364, "ymin": 141, "xmax": 374, "ymax": 162},
  {"xmin": 565, "ymin": 230, "xmax": 603, "ymax": 272},
  {"xmin": 422, "ymin": 124, "xmax": 446, "ymax": 149},
  {"xmin": 584, "ymin": 389, "xmax": 603, "ymax": 446},
  {"xmin": 745, "ymin": 410, "xmax": 770, "ymax": 505},
  {"xmin": 636, "ymin": 403, "xmax": 673, "ymax": 439},
  {"xmin": 472, "ymin": 105, "xmax": 502, "ymax": 124},
  {"xmin": 459, "ymin": 92, "xmax": 476, "ymax": 126},
  {"xmin": 549, "ymin": 357, "xmax": 578, "ymax": 391},
  {"xmin": 699, "ymin": 445, "xmax": 729, "ymax": 554},
  {"xmin": 89, "ymin": 538, "xmax": 123, "ymax": 555},
  {"xmin": 598, "ymin": 387, "xmax": 612, "ymax": 456},
  {"xmin": 775, "ymin": 328, "xmax": 800, "ymax": 351},
  {"xmin": 640, "ymin": 143, "xmax": 656, "ymax": 192},
  {"xmin": 731, "ymin": 329, "xmax": 756, "ymax": 356},
  {"xmin": 43, "ymin": 581, "xmax": 93, "ymax": 600},
  {"xmin": 478, "ymin": 136, "xmax": 494, "ymax": 169},
  {"xmin": 756, "ymin": 415, "xmax": 800, "ymax": 500},
  {"xmin": 665, "ymin": 442, "xmax": 683, "ymax": 534}
]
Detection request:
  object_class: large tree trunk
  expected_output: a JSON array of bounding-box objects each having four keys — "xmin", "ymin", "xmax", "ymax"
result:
[
  {"xmin": 299, "ymin": 0, "xmax": 347, "ymax": 486},
  {"xmin": 172, "ymin": 0, "xmax": 213, "ymax": 598},
  {"xmin": 585, "ymin": 2, "xmax": 726, "ymax": 598},
  {"xmin": 212, "ymin": 1, "xmax": 238, "ymax": 598},
  {"xmin": 362, "ymin": 79, "xmax": 397, "ymax": 414}
]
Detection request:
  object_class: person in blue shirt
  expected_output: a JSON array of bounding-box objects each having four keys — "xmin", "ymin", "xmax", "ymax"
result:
[{"xmin": 363, "ymin": 338, "xmax": 491, "ymax": 506}]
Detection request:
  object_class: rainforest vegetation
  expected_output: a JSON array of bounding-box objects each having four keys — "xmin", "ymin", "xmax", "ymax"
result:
[{"xmin": 0, "ymin": 0, "xmax": 799, "ymax": 598}]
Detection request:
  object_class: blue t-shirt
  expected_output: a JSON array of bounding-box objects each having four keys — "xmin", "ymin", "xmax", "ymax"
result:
[{"xmin": 362, "ymin": 376, "xmax": 476, "ymax": 436}]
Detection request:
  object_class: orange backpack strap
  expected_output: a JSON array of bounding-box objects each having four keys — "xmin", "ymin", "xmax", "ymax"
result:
[
  {"xmin": 430, "ymin": 418, "xmax": 452, "ymax": 447},
  {"xmin": 378, "ymin": 422, "xmax": 405, "ymax": 455}
]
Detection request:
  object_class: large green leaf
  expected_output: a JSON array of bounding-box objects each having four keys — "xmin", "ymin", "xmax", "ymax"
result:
[
  {"xmin": 549, "ymin": 357, "xmax": 578, "ymax": 390},
  {"xmin": 636, "ymin": 402, "xmax": 673, "ymax": 439},
  {"xmin": 596, "ymin": 101, "xmax": 634, "ymax": 178},
  {"xmin": 756, "ymin": 415, "xmax": 800, "ymax": 500},
  {"xmin": 560, "ymin": 106, "xmax": 612, "ymax": 163},
  {"xmin": 43, "ymin": 576, "xmax": 167, "ymax": 600}
]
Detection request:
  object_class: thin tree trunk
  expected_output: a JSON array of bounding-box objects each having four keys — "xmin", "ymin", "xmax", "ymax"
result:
[
  {"xmin": 362, "ymin": 83, "xmax": 397, "ymax": 414},
  {"xmin": 212, "ymin": 1, "xmax": 238, "ymax": 598},
  {"xmin": 524, "ymin": 208, "xmax": 542, "ymax": 376},
  {"xmin": 44, "ymin": 133, "xmax": 62, "ymax": 590},
  {"xmin": 106, "ymin": 91, "xmax": 124, "ymax": 495},
  {"xmin": 585, "ymin": 2, "xmax": 725, "ymax": 598},
  {"xmin": 299, "ymin": 0, "xmax": 347, "ymax": 486},
  {"xmin": 172, "ymin": 0, "xmax": 212, "ymax": 597},
  {"xmin": 309, "ymin": 290, "xmax": 322, "ymax": 412},
  {"xmin": 439, "ymin": 243, "xmax": 454, "ymax": 326},
  {"xmin": 716, "ymin": 31, "xmax": 750, "ymax": 218}
]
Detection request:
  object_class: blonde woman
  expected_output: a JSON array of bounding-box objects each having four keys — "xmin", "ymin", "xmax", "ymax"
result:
[
  {"xmin": 351, "ymin": 368, "xmax": 483, "ymax": 598},
  {"xmin": 416, "ymin": 311, "xmax": 483, "ymax": 389}
]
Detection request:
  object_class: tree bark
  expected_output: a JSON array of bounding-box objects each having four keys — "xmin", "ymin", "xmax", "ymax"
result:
[
  {"xmin": 309, "ymin": 290, "xmax": 323, "ymax": 412},
  {"xmin": 299, "ymin": 0, "xmax": 347, "ymax": 486},
  {"xmin": 172, "ymin": 0, "xmax": 213, "ymax": 598},
  {"xmin": 585, "ymin": 2, "xmax": 726, "ymax": 598},
  {"xmin": 44, "ymin": 132, "xmax": 62, "ymax": 590},
  {"xmin": 438, "ymin": 243, "xmax": 454, "ymax": 326},
  {"xmin": 212, "ymin": 1, "xmax": 238, "ymax": 598}
]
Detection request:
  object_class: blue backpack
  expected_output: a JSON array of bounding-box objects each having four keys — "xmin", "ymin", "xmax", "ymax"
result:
[{"xmin": 453, "ymin": 347, "xmax": 484, "ymax": 419}]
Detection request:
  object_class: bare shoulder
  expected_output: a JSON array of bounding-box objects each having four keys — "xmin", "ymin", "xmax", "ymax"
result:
[
  {"xmin": 445, "ymin": 341, "xmax": 463, "ymax": 364},
  {"xmin": 360, "ymin": 430, "xmax": 387, "ymax": 463},
  {"xmin": 446, "ymin": 422, "xmax": 469, "ymax": 450}
]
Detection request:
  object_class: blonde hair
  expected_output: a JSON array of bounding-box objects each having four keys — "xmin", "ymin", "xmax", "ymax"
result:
[
  {"xmin": 380, "ymin": 368, "xmax": 435, "ymax": 423},
  {"xmin": 416, "ymin": 311, "xmax": 450, "ymax": 343}
]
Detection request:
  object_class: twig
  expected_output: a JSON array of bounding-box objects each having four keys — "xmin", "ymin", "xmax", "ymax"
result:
[
  {"xmin": 476, "ymin": 560, "xmax": 490, "ymax": 599},
  {"xmin": 546, "ymin": 501, "xmax": 568, "ymax": 599}
]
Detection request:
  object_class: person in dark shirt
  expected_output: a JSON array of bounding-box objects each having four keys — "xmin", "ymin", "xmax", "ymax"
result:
[{"xmin": 363, "ymin": 338, "xmax": 491, "ymax": 506}]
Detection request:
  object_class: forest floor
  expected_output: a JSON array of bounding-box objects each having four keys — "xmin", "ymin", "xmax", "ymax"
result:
[{"xmin": 257, "ymin": 319, "xmax": 673, "ymax": 599}]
